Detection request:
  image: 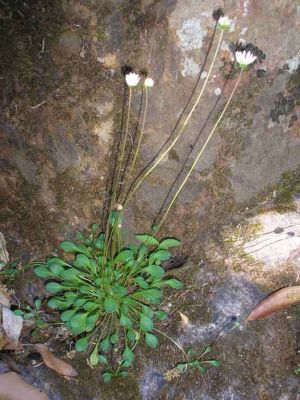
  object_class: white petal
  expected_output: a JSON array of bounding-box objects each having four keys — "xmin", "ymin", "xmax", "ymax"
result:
[
  {"xmin": 235, "ymin": 51, "xmax": 243, "ymax": 64},
  {"xmin": 125, "ymin": 73, "xmax": 140, "ymax": 87},
  {"xmin": 144, "ymin": 77, "xmax": 154, "ymax": 87}
]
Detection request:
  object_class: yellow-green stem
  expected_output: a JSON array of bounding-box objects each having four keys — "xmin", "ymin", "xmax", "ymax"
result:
[
  {"xmin": 153, "ymin": 328, "xmax": 189, "ymax": 362},
  {"xmin": 124, "ymin": 30, "xmax": 224, "ymax": 207},
  {"xmin": 114, "ymin": 87, "xmax": 132, "ymax": 203},
  {"xmin": 129, "ymin": 86, "xmax": 148, "ymax": 175},
  {"xmin": 156, "ymin": 69, "xmax": 243, "ymax": 231},
  {"xmin": 104, "ymin": 87, "xmax": 132, "ymax": 257}
]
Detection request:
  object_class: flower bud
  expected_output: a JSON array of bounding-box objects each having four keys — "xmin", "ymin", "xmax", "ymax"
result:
[{"xmin": 144, "ymin": 78, "xmax": 154, "ymax": 87}]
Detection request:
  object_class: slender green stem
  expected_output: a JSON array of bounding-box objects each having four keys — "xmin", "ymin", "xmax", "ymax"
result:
[
  {"xmin": 115, "ymin": 87, "xmax": 132, "ymax": 202},
  {"xmin": 153, "ymin": 328, "xmax": 189, "ymax": 362},
  {"xmin": 129, "ymin": 86, "xmax": 148, "ymax": 174},
  {"xmin": 104, "ymin": 87, "xmax": 132, "ymax": 257},
  {"xmin": 156, "ymin": 69, "xmax": 243, "ymax": 231},
  {"xmin": 131, "ymin": 331, "xmax": 141, "ymax": 350},
  {"xmin": 124, "ymin": 30, "xmax": 224, "ymax": 207}
]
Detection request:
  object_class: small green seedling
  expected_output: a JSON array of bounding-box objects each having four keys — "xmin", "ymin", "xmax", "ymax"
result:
[
  {"xmin": 176, "ymin": 346, "xmax": 220, "ymax": 375},
  {"xmin": 14, "ymin": 298, "xmax": 46, "ymax": 335}
]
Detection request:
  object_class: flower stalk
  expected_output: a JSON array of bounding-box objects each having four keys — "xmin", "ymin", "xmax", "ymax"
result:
[
  {"xmin": 124, "ymin": 29, "xmax": 225, "ymax": 207},
  {"xmin": 155, "ymin": 69, "xmax": 244, "ymax": 231},
  {"xmin": 129, "ymin": 85, "xmax": 149, "ymax": 175}
]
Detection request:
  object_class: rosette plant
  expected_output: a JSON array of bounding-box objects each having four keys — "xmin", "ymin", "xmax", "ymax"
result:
[
  {"xmin": 34, "ymin": 214, "xmax": 182, "ymax": 380},
  {"xmin": 33, "ymin": 10, "xmax": 259, "ymax": 381}
]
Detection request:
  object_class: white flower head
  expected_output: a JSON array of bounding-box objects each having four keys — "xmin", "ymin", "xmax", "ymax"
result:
[
  {"xmin": 235, "ymin": 50, "xmax": 257, "ymax": 69},
  {"xmin": 218, "ymin": 16, "xmax": 232, "ymax": 30},
  {"xmin": 144, "ymin": 77, "xmax": 154, "ymax": 87},
  {"xmin": 125, "ymin": 72, "xmax": 140, "ymax": 87}
]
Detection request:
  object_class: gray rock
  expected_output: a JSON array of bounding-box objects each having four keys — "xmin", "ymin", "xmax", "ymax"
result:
[{"xmin": 244, "ymin": 211, "xmax": 300, "ymax": 267}]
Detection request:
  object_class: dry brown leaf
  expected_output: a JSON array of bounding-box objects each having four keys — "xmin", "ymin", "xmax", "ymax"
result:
[
  {"xmin": 179, "ymin": 311, "xmax": 190, "ymax": 327},
  {"xmin": 0, "ymin": 290, "xmax": 10, "ymax": 308},
  {"xmin": 247, "ymin": 286, "xmax": 300, "ymax": 321},
  {"xmin": 3, "ymin": 341, "xmax": 23, "ymax": 352},
  {"xmin": 2, "ymin": 307, "xmax": 22, "ymax": 345},
  {"xmin": 0, "ymin": 372, "xmax": 48, "ymax": 400},
  {"xmin": 34, "ymin": 344, "xmax": 78, "ymax": 377},
  {"xmin": 0, "ymin": 331, "xmax": 8, "ymax": 351},
  {"xmin": 0, "ymin": 233, "xmax": 9, "ymax": 269}
]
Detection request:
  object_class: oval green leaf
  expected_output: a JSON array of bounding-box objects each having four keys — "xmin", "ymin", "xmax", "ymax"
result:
[
  {"xmin": 70, "ymin": 312, "xmax": 88, "ymax": 335},
  {"xmin": 60, "ymin": 241, "xmax": 78, "ymax": 253},
  {"xmin": 49, "ymin": 263, "xmax": 65, "ymax": 275},
  {"xmin": 113, "ymin": 249, "xmax": 134, "ymax": 264},
  {"xmin": 140, "ymin": 314, "xmax": 154, "ymax": 332},
  {"xmin": 110, "ymin": 332, "xmax": 119, "ymax": 344},
  {"xmin": 120, "ymin": 314, "xmax": 132, "ymax": 327},
  {"xmin": 75, "ymin": 254, "xmax": 91, "ymax": 270},
  {"xmin": 47, "ymin": 297, "xmax": 68, "ymax": 309},
  {"xmin": 61, "ymin": 309, "xmax": 77, "ymax": 322},
  {"xmin": 98, "ymin": 355, "xmax": 108, "ymax": 365},
  {"xmin": 75, "ymin": 336, "xmax": 89, "ymax": 352},
  {"xmin": 145, "ymin": 332, "xmax": 158, "ymax": 348},
  {"xmin": 163, "ymin": 278, "xmax": 183, "ymax": 289},
  {"xmin": 149, "ymin": 250, "xmax": 171, "ymax": 262},
  {"xmin": 155, "ymin": 311, "xmax": 168, "ymax": 321},
  {"xmin": 89, "ymin": 346, "xmax": 99, "ymax": 366},
  {"xmin": 135, "ymin": 234, "xmax": 159, "ymax": 246},
  {"xmin": 34, "ymin": 265, "xmax": 52, "ymax": 278},
  {"xmin": 104, "ymin": 296, "xmax": 117, "ymax": 313},
  {"xmin": 159, "ymin": 238, "xmax": 181, "ymax": 249},
  {"xmin": 83, "ymin": 301, "xmax": 98, "ymax": 311},
  {"xmin": 122, "ymin": 347, "xmax": 135, "ymax": 363},
  {"xmin": 46, "ymin": 282, "xmax": 63, "ymax": 294},
  {"xmin": 102, "ymin": 372, "xmax": 112, "ymax": 383},
  {"xmin": 60, "ymin": 268, "xmax": 82, "ymax": 281},
  {"xmin": 126, "ymin": 328, "xmax": 137, "ymax": 342},
  {"xmin": 86, "ymin": 313, "xmax": 99, "ymax": 332},
  {"xmin": 100, "ymin": 337, "xmax": 110, "ymax": 352},
  {"xmin": 143, "ymin": 265, "xmax": 165, "ymax": 278}
]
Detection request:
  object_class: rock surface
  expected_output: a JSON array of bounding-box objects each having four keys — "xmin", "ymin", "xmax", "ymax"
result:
[{"xmin": 244, "ymin": 211, "xmax": 300, "ymax": 267}]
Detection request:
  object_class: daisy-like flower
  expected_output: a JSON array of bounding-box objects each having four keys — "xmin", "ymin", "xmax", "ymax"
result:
[
  {"xmin": 125, "ymin": 72, "xmax": 140, "ymax": 87},
  {"xmin": 144, "ymin": 77, "xmax": 154, "ymax": 87},
  {"xmin": 217, "ymin": 16, "xmax": 232, "ymax": 30},
  {"xmin": 235, "ymin": 50, "xmax": 257, "ymax": 69},
  {"xmin": 115, "ymin": 203, "xmax": 123, "ymax": 211}
]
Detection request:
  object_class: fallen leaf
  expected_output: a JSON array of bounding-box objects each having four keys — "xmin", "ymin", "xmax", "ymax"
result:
[
  {"xmin": 0, "ymin": 330, "xmax": 8, "ymax": 351},
  {"xmin": 0, "ymin": 233, "xmax": 9, "ymax": 270},
  {"xmin": 179, "ymin": 311, "xmax": 190, "ymax": 327},
  {"xmin": 2, "ymin": 307, "xmax": 23, "ymax": 344},
  {"xmin": 247, "ymin": 286, "xmax": 300, "ymax": 321},
  {"xmin": 34, "ymin": 344, "xmax": 78, "ymax": 377},
  {"xmin": 0, "ymin": 288, "xmax": 10, "ymax": 308},
  {"xmin": 3, "ymin": 341, "xmax": 23, "ymax": 352},
  {"xmin": 0, "ymin": 372, "xmax": 48, "ymax": 400}
]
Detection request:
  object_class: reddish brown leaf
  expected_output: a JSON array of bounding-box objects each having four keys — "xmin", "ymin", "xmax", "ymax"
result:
[
  {"xmin": 247, "ymin": 286, "xmax": 300, "ymax": 321},
  {"xmin": 0, "ymin": 372, "xmax": 48, "ymax": 400},
  {"xmin": 34, "ymin": 344, "xmax": 78, "ymax": 377}
]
